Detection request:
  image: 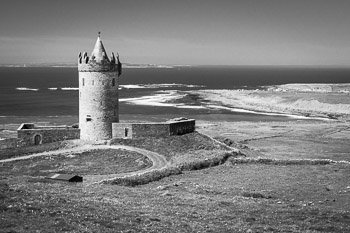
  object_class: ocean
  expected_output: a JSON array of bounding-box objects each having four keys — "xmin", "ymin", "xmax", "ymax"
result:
[{"xmin": 0, "ymin": 66, "xmax": 349, "ymax": 124}]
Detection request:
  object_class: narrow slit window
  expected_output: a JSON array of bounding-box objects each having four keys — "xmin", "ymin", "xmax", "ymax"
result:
[
  {"xmin": 82, "ymin": 78, "xmax": 85, "ymax": 86},
  {"xmin": 86, "ymin": 115, "xmax": 92, "ymax": 122},
  {"xmin": 124, "ymin": 128, "xmax": 129, "ymax": 137},
  {"xmin": 92, "ymin": 80, "xmax": 94, "ymax": 85},
  {"xmin": 112, "ymin": 78, "xmax": 115, "ymax": 86}
]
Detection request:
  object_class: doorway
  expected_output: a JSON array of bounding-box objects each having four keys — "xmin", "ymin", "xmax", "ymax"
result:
[{"xmin": 34, "ymin": 134, "xmax": 42, "ymax": 145}]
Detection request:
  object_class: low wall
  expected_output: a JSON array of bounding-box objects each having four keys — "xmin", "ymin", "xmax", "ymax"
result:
[
  {"xmin": 169, "ymin": 120, "xmax": 196, "ymax": 135},
  {"xmin": 112, "ymin": 123, "xmax": 133, "ymax": 139},
  {"xmin": 0, "ymin": 138, "xmax": 17, "ymax": 150},
  {"xmin": 112, "ymin": 119, "xmax": 195, "ymax": 139},
  {"xmin": 17, "ymin": 128, "xmax": 80, "ymax": 147}
]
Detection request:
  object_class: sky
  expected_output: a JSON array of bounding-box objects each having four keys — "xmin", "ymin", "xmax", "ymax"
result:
[{"xmin": 1, "ymin": 0, "xmax": 350, "ymax": 66}]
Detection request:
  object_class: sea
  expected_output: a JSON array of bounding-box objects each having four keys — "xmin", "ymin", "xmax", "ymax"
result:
[{"xmin": 0, "ymin": 66, "xmax": 349, "ymax": 125}]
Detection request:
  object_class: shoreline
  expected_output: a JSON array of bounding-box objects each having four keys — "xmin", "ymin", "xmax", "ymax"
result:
[{"xmin": 190, "ymin": 84, "xmax": 350, "ymax": 122}]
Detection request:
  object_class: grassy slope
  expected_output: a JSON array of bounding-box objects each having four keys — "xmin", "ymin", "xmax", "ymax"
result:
[
  {"xmin": 1, "ymin": 163, "xmax": 349, "ymax": 232},
  {"xmin": 1, "ymin": 126, "xmax": 350, "ymax": 232},
  {"xmin": 111, "ymin": 131, "xmax": 230, "ymax": 164}
]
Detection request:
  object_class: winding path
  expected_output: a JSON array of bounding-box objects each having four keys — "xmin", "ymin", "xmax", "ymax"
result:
[{"xmin": 0, "ymin": 145, "xmax": 169, "ymax": 184}]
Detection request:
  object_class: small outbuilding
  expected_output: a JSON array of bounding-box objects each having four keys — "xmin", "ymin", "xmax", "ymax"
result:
[
  {"xmin": 112, "ymin": 118, "xmax": 195, "ymax": 139},
  {"xmin": 46, "ymin": 174, "xmax": 83, "ymax": 182},
  {"xmin": 17, "ymin": 123, "xmax": 80, "ymax": 147}
]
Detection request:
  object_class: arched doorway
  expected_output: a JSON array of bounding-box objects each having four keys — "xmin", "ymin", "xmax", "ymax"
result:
[{"xmin": 34, "ymin": 134, "xmax": 42, "ymax": 145}]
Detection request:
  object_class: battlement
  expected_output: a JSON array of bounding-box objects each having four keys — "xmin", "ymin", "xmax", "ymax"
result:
[{"xmin": 78, "ymin": 58, "xmax": 118, "ymax": 72}]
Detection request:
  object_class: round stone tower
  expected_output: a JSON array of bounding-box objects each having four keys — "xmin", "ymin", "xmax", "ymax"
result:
[{"xmin": 78, "ymin": 33, "xmax": 122, "ymax": 141}]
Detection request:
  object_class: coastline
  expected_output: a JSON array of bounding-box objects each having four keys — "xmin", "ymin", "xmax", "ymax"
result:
[
  {"xmin": 190, "ymin": 83, "xmax": 350, "ymax": 121},
  {"xmin": 1, "ymin": 83, "xmax": 350, "ymax": 140}
]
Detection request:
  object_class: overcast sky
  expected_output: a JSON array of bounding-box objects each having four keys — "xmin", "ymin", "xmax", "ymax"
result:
[{"xmin": 1, "ymin": 0, "xmax": 350, "ymax": 66}]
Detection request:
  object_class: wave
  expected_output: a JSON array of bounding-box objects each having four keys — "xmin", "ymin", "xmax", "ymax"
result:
[
  {"xmin": 120, "ymin": 90, "xmax": 184, "ymax": 107},
  {"xmin": 120, "ymin": 85, "xmax": 146, "ymax": 89},
  {"xmin": 61, "ymin": 87, "xmax": 79, "ymax": 91},
  {"xmin": 119, "ymin": 90, "xmax": 206, "ymax": 109},
  {"xmin": 16, "ymin": 87, "xmax": 39, "ymax": 91},
  {"xmin": 48, "ymin": 87, "xmax": 79, "ymax": 91},
  {"xmin": 119, "ymin": 83, "xmax": 205, "ymax": 89}
]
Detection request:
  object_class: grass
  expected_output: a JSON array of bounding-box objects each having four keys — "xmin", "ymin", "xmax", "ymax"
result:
[
  {"xmin": 0, "ymin": 148, "xmax": 152, "ymax": 177},
  {"xmin": 0, "ymin": 140, "xmax": 74, "ymax": 160},
  {"xmin": 1, "ymin": 163, "xmax": 349, "ymax": 232},
  {"xmin": 227, "ymin": 156, "xmax": 349, "ymax": 165},
  {"xmin": 1, "ymin": 122, "xmax": 350, "ymax": 232},
  {"xmin": 111, "ymin": 131, "xmax": 228, "ymax": 160},
  {"xmin": 104, "ymin": 151, "xmax": 237, "ymax": 186}
]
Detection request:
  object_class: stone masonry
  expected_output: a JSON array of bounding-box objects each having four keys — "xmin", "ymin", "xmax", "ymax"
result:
[
  {"xmin": 78, "ymin": 34, "xmax": 122, "ymax": 141},
  {"xmin": 112, "ymin": 119, "xmax": 196, "ymax": 139},
  {"xmin": 17, "ymin": 123, "xmax": 80, "ymax": 147}
]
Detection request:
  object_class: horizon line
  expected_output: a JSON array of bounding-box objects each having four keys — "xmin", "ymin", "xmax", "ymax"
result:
[{"xmin": 1, "ymin": 63, "xmax": 350, "ymax": 69}]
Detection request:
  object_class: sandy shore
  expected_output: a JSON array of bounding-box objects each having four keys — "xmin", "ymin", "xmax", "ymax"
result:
[{"xmin": 191, "ymin": 83, "xmax": 350, "ymax": 121}]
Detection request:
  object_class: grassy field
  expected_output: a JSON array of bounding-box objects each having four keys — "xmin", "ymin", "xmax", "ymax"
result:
[
  {"xmin": 1, "ymin": 121, "xmax": 350, "ymax": 232},
  {"xmin": 0, "ymin": 149, "xmax": 152, "ymax": 177}
]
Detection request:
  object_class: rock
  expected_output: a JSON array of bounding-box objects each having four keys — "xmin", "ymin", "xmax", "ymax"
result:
[
  {"xmin": 156, "ymin": 185, "xmax": 168, "ymax": 190},
  {"xmin": 149, "ymin": 217, "xmax": 161, "ymax": 222},
  {"xmin": 161, "ymin": 191, "xmax": 172, "ymax": 196}
]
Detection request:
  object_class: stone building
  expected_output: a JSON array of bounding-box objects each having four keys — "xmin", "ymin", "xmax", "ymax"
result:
[
  {"xmin": 78, "ymin": 33, "xmax": 122, "ymax": 141},
  {"xmin": 17, "ymin": 123, "xmax": 80, "ymax": 147},
  {"xmin": 112, "ymin": 119, "xmax": 195, "ymax": 139}
]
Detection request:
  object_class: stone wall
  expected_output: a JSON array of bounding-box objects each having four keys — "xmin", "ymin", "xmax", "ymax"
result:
[
  {"xmin": 132, "ymin": 123, "xmax": 171, "ymax": 138},
  {"xmin": 79, "ymin": 71, "xmax": 119, "ymax": 141},
  {"xmin": 0, "ymin": 138, "xmax": 17, "ymax": 150},
  {"xmin": 112, "ymin": 119, "xmax": 195, "ymax": 139},
  {"xmin": 169, "ymin": 120, "xmax": 196, "ymax": 135},
  {"xmin": 17, "ymin": 127, "xmax": 80, "ymax": 147},
  {"xmin": 112, "ymin": 123, "xmax": 133, "ymax": 139}
]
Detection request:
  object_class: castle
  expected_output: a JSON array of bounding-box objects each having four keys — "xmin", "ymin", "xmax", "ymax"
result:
[
  {"xmin": 78, "ymin": 33, "xmax": 122, "ymax": 141},
  {"xmin": 0, "ymin": 34, "xmax": 195, "ymax": 149}
]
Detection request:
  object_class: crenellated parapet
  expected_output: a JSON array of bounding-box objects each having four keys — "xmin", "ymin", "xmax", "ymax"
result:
[{"xmin": 78, "ymin": 52, "xmax": 120, "ymax": 72}]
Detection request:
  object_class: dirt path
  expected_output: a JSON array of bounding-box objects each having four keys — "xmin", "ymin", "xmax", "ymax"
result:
[
  {"xmin": 84, "ymin": 145, "xmax": 169, "ymax": 184},
  {"xmin": 0, "ymin": 144, "xmax": 169, "ymax": 184}
]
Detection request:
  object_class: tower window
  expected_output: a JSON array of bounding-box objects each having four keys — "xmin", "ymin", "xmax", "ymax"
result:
[
  {"xmin": 82, "ymin": 78, "xmax": 85, "ymax": 86},
  {"xmin": 124, "ymin": 128, "xmax": 129, "ymax": 137},
  {"xmin": 112, "ymin": 78, "xmax": 115, "ymax": 86},
  {"xmin": 92, "ymin": 80, "xmax": 94, "ymax": 85},
  {"xmin": 86, "ymin": 115, "xmax": 92, "ymax": 122}
]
